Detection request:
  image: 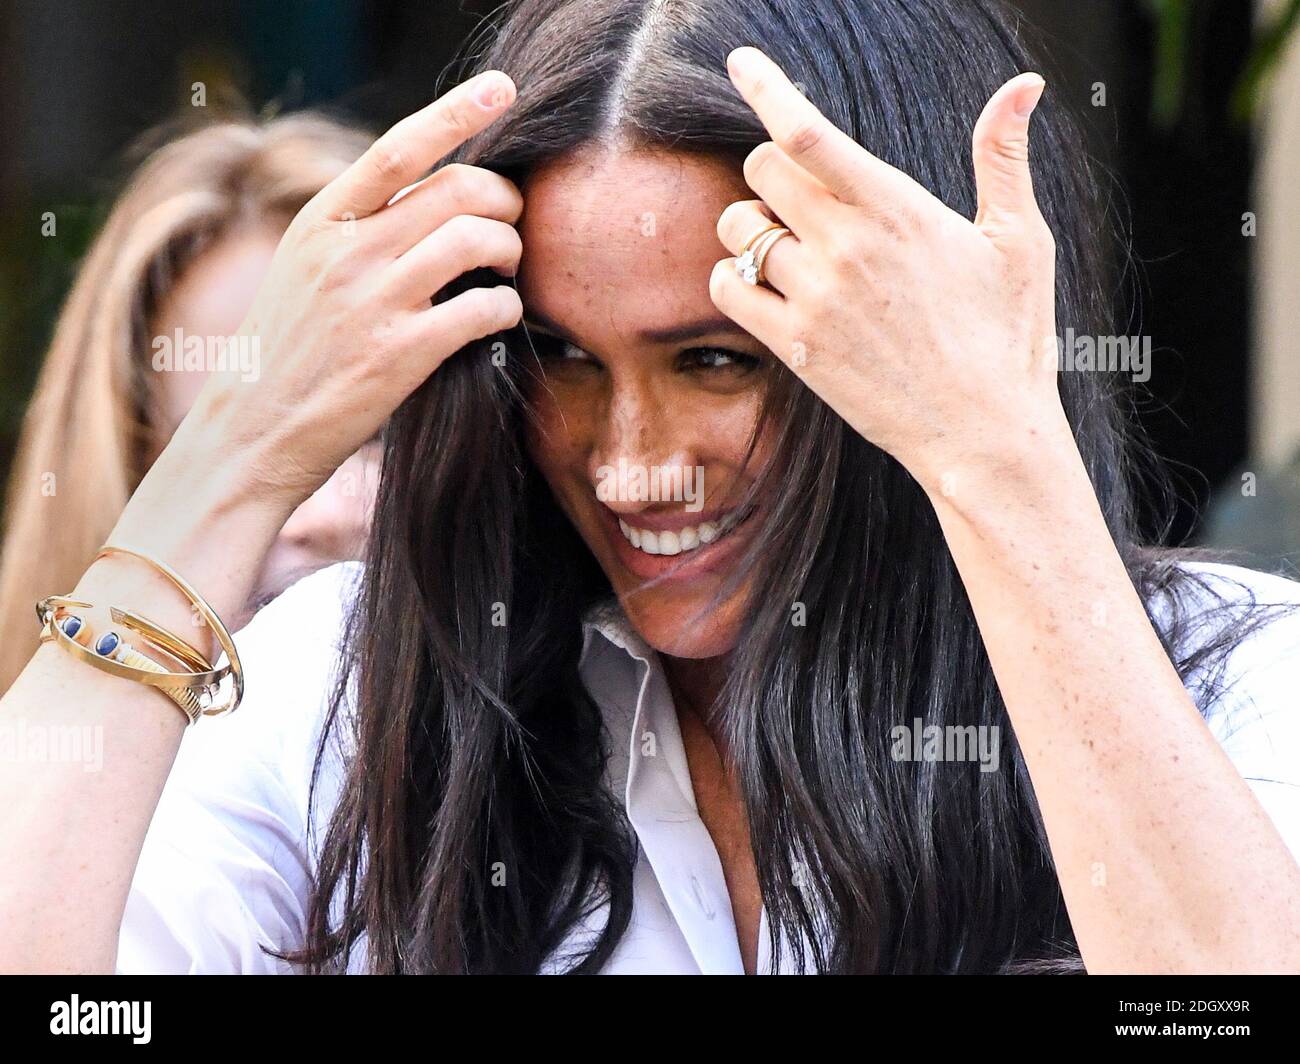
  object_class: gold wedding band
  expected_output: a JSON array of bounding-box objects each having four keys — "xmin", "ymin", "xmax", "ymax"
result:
[{"xmin": 735, "ymin": 223, "xmax": 793, "ymax": 287}]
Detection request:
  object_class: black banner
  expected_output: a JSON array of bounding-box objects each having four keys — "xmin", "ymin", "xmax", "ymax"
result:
[{"xmin": 0, "ymin": 973, "xmax": 1294, "ymax": 1051}]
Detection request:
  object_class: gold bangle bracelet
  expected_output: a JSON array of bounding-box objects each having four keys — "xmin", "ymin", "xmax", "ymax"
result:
[
  {"xmin": 35, "ymin": 544, "xmax": 244, "ymax": 723},
  {"xmin": 97, "ymin": 543, "xmax": 244, "ymax": 719},
  {"xmin": 111, "ymin": 639, "xmax": 208, "ymax": 725},
  {"xmin": 37, "ymin": 600, "xmax": 214, "ymax": 724}
]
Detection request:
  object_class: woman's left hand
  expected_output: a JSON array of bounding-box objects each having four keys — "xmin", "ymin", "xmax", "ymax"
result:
[
  {"xmin": 711, "ymin": 52, "xmax": 1300, "ymax": 975},
  {"xmin": 711, "ymin": 47, "xmax": 1069, "ymax": 494}
]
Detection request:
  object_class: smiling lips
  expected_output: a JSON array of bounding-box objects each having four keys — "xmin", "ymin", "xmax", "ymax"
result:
[{"xmin": 616, "ymin": 508, "xmax": 748, "ymax": 557}]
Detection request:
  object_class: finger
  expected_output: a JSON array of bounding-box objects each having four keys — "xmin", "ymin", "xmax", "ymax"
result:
[
  {"xmin": 717, "ymin": 199, "xmax": 778, "ymax": 250},
  {"xmin": 408, "ymin": 285, "xmax": 523, "ymax": 375},
  {"xmin": 726, "ymin": 47, "xmax": 904, "ymax": 207},
  {"xmin": 709, "ymin": 258, "xmax": 788, "ymax": 355},
  {"xmin": 371, "ymin": 163, "xmax": 524, "ymax": 255},
  {"xmin": 739, "ymin": 142, "xmax": 837, "ymax": 236},
  {"xmin": 387, "ymin": 215, "xmax": 522, "ymax": 308},
  {"xmin": 321, "ymin": 70, "xmax": 516, "ymax": 219},
  {"xmin": 716, "ymin": 200, "xmax": 803, "ymax": 295},
  {"xmin": 972, "ymin": 73, "xmax": 1048, "ymax": 243}
]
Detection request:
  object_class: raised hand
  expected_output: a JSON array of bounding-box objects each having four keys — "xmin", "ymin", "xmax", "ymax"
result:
[
  {"xmin": 710, "ymin": 47, "xmax": 1066, "ymax": 494},
  {"xmin": 186, "ymin": 69, "xmax": 524, "ymax": 504}
]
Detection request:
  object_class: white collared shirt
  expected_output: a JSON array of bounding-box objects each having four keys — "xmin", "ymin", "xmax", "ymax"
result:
[{"xmin": 116, "ymin": 560, "xmax": 1300, "ymax": 974}]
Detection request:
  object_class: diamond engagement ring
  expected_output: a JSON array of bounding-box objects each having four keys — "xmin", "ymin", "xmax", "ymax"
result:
[{"xmin": 734, "ymin": 223, "xmax": 793, "ymax": 287}]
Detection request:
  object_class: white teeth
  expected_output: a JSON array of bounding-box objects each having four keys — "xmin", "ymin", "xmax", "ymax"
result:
[{"xmin": 616, "ymin": 512, "xmax": 743, "ymax": 557}]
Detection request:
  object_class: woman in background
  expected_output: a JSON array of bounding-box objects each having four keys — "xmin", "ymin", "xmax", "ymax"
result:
[{"xmin": 0, "ymin": 114, "xmax": 379, "ymax": 690}]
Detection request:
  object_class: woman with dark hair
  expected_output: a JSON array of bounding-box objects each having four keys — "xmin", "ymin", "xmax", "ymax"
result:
[{"xmin": 3, "ymin": 0, "xmax": 1299, "ymax": 974}]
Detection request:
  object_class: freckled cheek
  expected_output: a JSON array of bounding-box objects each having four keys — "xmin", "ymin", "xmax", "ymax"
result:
[
  {"xmin": 672, "ymin": 388, "xmax": 767, "ymax": 485},
  {"xmin": 523, "ymin": 386, "xmax": 598, "ymax": 489},
  {"xmin": 711, "ymin": 396, "xmax": 767, "ymax": 468}
]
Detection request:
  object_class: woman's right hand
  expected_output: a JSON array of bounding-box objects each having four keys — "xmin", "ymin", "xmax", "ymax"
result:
[
  {"xmin": 189, "ymin": 68, "xmax": 523, "ymax": 505},
  {"xmin": 105, "ymin": 70, "xmax": 523, "ymax": 624},
  {"xmin": 0, "ymin": 72, "xmax": 524, "ymax": 974}
]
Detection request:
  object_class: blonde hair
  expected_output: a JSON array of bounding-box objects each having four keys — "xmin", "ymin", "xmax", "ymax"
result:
[{"xmin": 0, "ymin": 113, "xmax": 371, "ymax": 690}]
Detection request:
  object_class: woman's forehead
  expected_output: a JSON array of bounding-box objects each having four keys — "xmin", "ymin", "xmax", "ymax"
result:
[
  {"xmin": 518, "ymin": 146, "xmax": 746, "ymax": 329},
  {"xmin": 521, "ymin": 145, "xmax": 744, "ymax": 247}
]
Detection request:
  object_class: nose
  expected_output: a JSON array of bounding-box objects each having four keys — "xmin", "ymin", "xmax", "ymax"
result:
[{"xmin": 588, "ymin": 377, "xmax": 698, "ymax": 515}]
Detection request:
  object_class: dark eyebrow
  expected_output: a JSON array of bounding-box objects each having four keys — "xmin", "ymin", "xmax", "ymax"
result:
[{"xmin": 523, "ymin": 308, "xmax": 745, "ymax": 345}]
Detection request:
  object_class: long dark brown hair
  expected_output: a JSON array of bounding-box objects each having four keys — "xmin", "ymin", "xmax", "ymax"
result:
[{"xmin": 289, "ymin": 0, "xmax": 1281, "ymax": 973}]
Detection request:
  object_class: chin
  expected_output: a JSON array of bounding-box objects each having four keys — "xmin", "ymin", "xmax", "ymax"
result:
[{"xmin": 617, "ymin": 582, "xmax": 752, "ymax": 659}]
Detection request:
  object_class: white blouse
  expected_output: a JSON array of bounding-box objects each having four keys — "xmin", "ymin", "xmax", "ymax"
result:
[{"xmin": 116, "ymin": 559, "xmax": 1300, "ymax": 974}]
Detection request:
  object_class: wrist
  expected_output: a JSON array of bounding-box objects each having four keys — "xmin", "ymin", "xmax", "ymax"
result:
[
  {"xmin": 105, "ymin": 441, "xmax": 294, "ymax": 630},
  {"xmin": 918, "ymin": 400, "xmax": 1087, "ymax": 525}
]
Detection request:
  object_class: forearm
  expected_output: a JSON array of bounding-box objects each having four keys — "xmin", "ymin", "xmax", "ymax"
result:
[
  {"xmin": 0, "ymin": 72, "xmax": 524, "ymax": 973},
  {"xmin": 0, "ymin": 439, "xmax": 291, "ymax": 973},
  {"xmin": 924, "ymin": 414, "xmax": 1300, "ymax": 973}
]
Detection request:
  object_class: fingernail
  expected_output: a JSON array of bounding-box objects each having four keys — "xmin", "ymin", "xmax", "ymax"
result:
[
  {"xmin": 728, "ymin": 47, "xmax": 762, "ymax": 78},
  {"xmin": 477, "ymin": 73, "xmax": 512, "ymax": 109},
  {"xmin": 1016, "ymin": 76, "xmax": 1046, "ymax": 118}
]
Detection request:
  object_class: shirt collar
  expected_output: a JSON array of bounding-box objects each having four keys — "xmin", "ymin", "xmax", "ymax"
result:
[
  {"xmin": 573, "ymin": 597, "xmax": 827, "ymax": 974},
  {"xmin": 576, "ymin": 597, "xmax": 699, "ymax": 818},
  {"xmin": 579, "ymin": 598, "xmax": 656, "ymax": 666}
]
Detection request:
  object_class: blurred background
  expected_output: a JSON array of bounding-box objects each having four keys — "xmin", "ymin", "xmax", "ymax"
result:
[{"xmin": 2, "ymin": 0, "xmax": 1300, "ymax": 569}]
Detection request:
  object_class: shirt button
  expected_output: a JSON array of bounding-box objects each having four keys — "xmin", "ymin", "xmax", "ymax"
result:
[{"xmin": 689, "ymin": 875, "xmax": 716, "ymax": 920}]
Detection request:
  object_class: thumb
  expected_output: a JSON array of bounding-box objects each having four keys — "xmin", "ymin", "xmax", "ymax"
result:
[{"xmin": 972, "ymin": 73, "xmax": 1047, "ymax": 241}]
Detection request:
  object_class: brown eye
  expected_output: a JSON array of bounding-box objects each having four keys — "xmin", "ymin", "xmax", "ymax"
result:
[
  {"xmin": 528, "ymin": 331, "xmax": 600, "ymax": 373},
  {"xmin": 531, "ymin": 332, "xmax": 580, "ymax": 359},
  {"xmin": 679, "ymin": 347, "xmax": 761, "ymax": 373}
]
